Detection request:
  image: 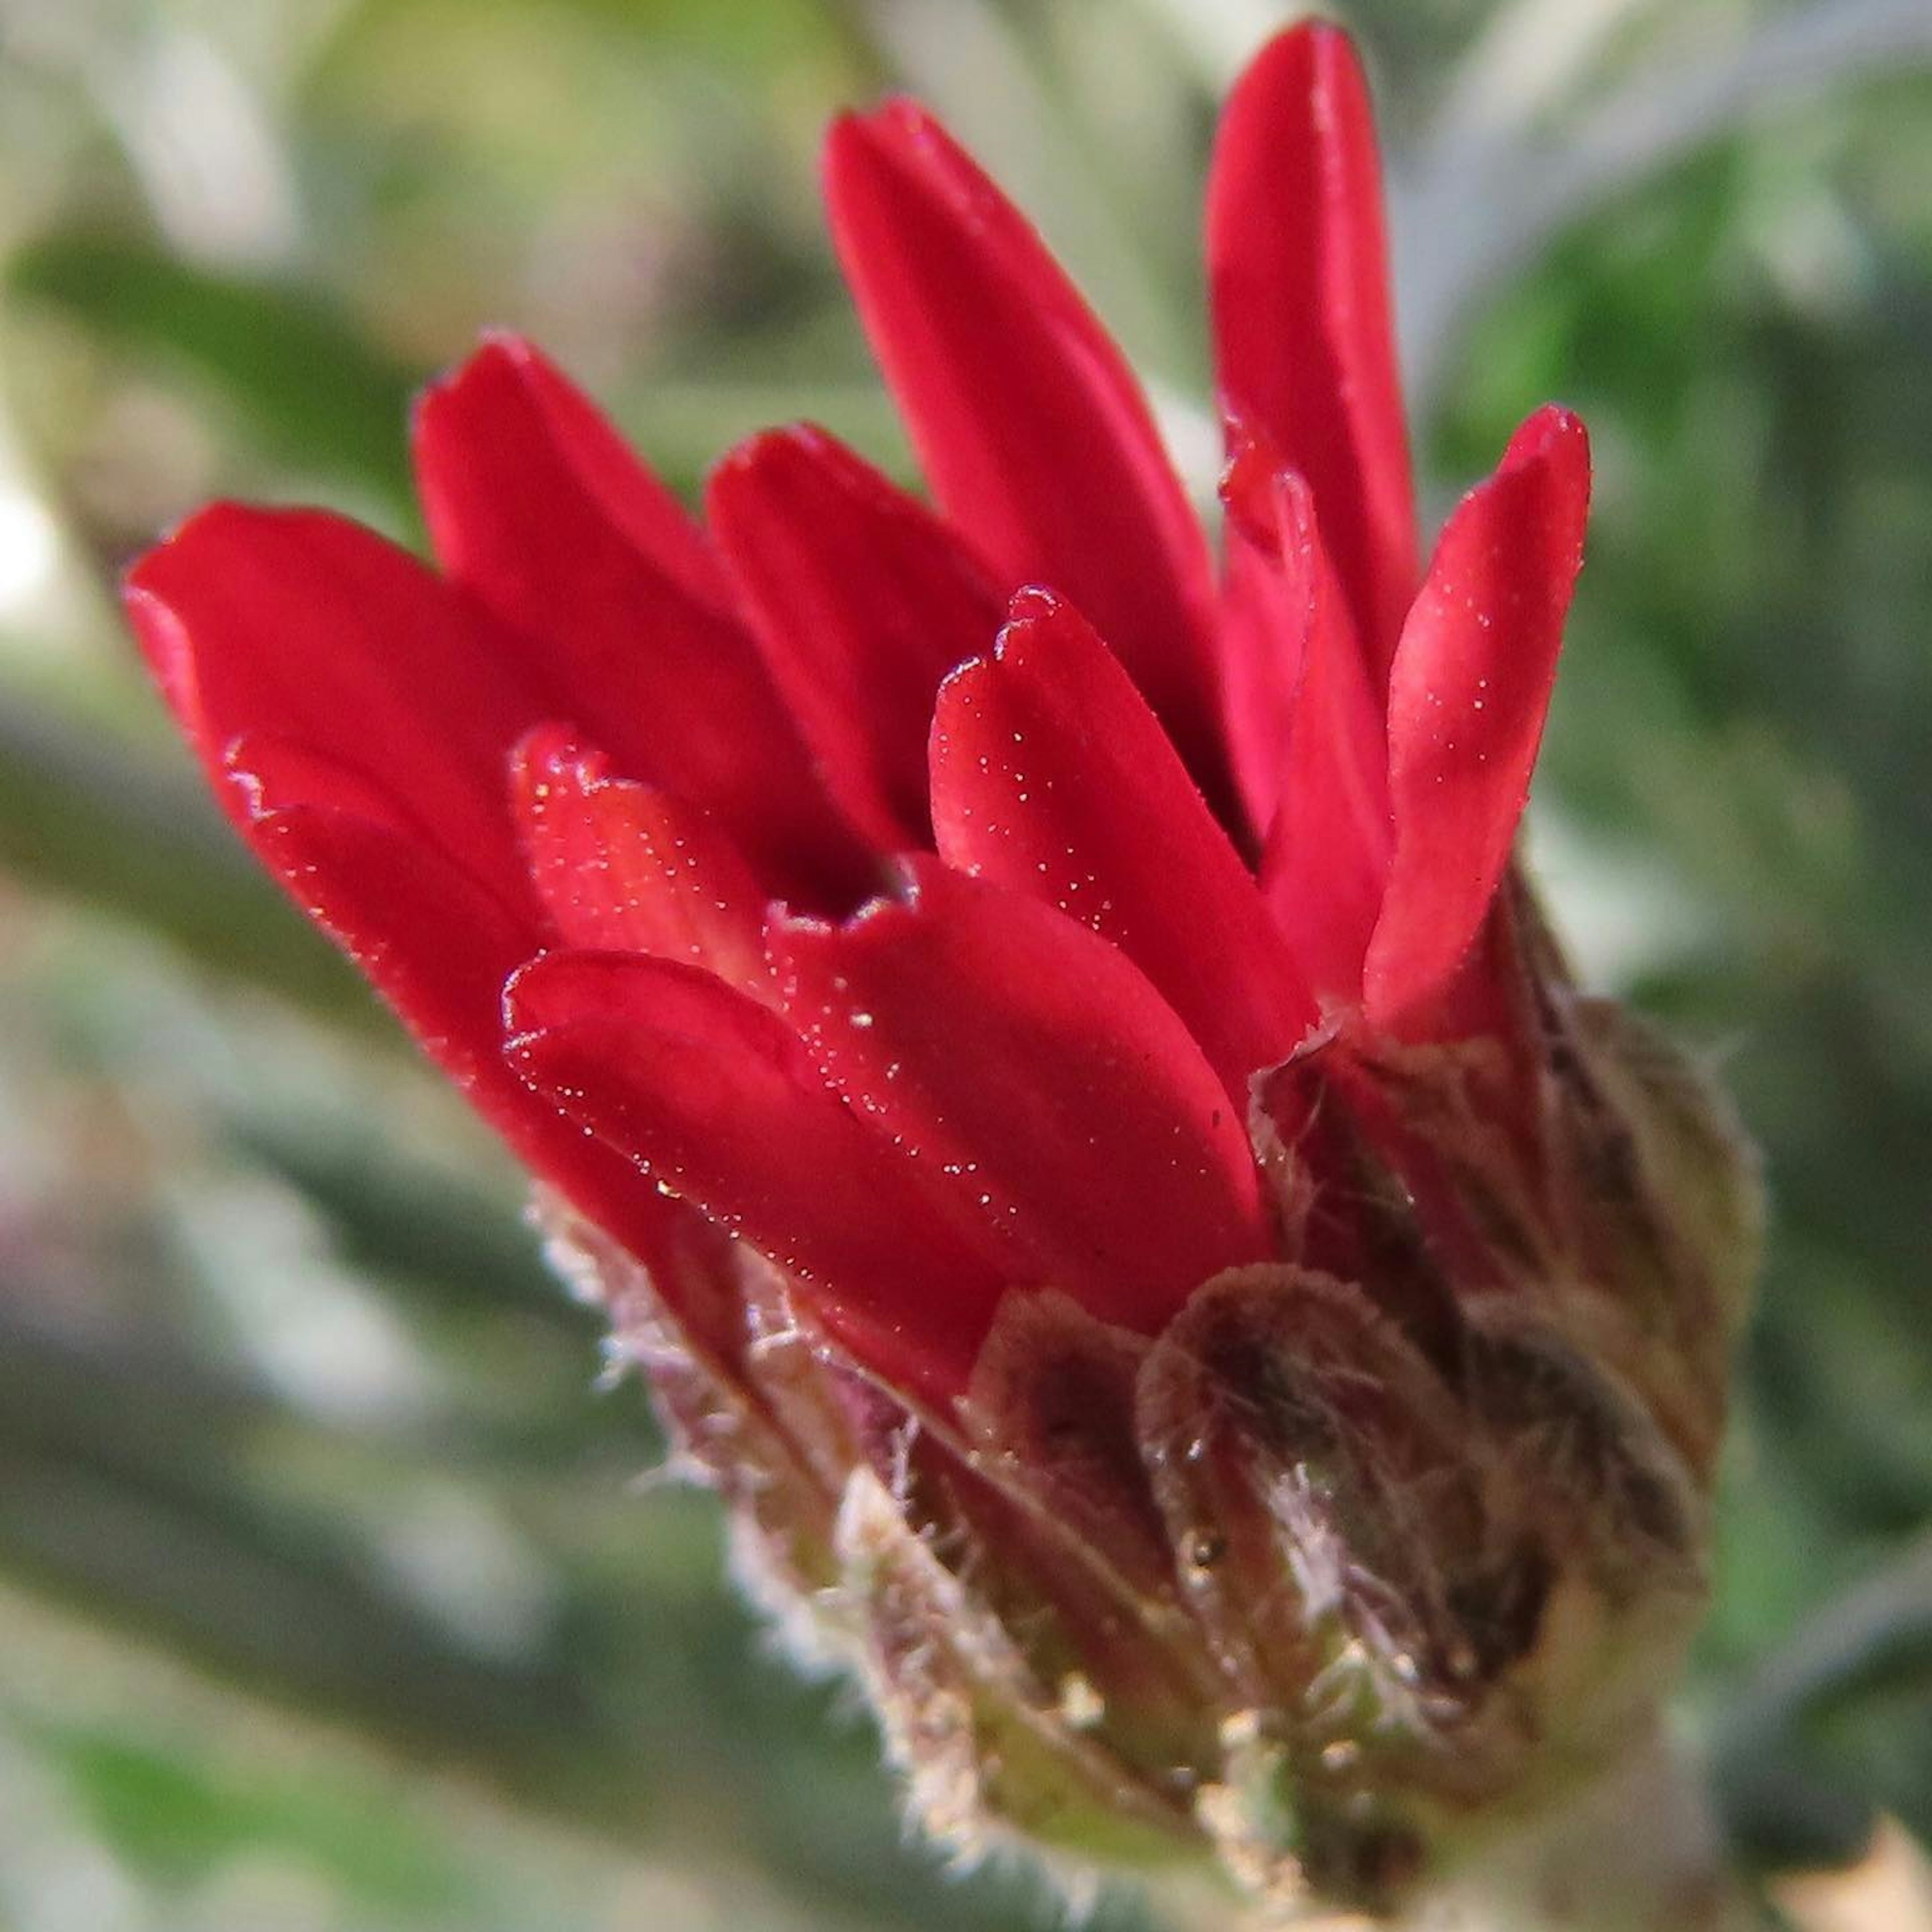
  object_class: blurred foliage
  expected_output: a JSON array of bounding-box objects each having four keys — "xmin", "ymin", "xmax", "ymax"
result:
[
  {"xmin": 0, "ymin": 1, "xmax": 1928, "ymax": 1928},
  {"xmin": 9, "ymin": 233, "xmax": 421, "ymax": 515}
]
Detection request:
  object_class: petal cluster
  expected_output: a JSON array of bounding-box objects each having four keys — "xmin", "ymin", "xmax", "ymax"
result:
[{"xmin": 127, "ymin": 22, "xmax": 1588, "ymax": 1404}]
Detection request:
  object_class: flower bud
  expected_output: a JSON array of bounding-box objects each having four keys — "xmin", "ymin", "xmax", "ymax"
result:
[{"xmin": 127, "ymin": 14, "xmax": 1760, "ymax": 1921}]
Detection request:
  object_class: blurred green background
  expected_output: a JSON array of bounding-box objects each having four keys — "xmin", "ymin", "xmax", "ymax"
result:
[{"xmin": 0, "ymin": 1, "xmax": 1929, "ymax": 1927}]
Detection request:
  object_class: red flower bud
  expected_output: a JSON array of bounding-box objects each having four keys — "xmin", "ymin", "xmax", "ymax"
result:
[{"xmin": 124, "ymin": 21, "xmax": 1758, "ymax": 1918}]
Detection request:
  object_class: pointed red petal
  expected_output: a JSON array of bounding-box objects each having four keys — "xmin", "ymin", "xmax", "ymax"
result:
[
  {"xmin": 1239, "ymin": 468, "xmax": 1393, "ymax": 1002},
  {"xmin": 769, "ymin": 858, "xmax": 1269, "ymax": 1331},
  {"xmin": 930, "ymin": 588, "xmax": 1313, "ymax": 1101},
  {"xmin": 1215, "ymin": 421, "xmax": 1310, "ymax": 844},
  {"xmin": 1208, "ymin": 22, "xmax": 1417, "ymax": 672},
  {"xmin": 225, "ymin": 737, "xmax": 679, "ymax": 1271},
  {"xmin": 126, "ymin": 506, "xmax": 542, "ymax": 913},
  {"xmin": 705, "ymin": 424, "xmax": 1005, "ymax": 851},
  {"xmin": 506, "ymin": 950, "xmax": 1009, "ymax": 1395},
  {"xmin": 413, "ymin": 340, "xmax": 872, "ymax": 906},
  {"xmin": 823, "ymin": 103, "xmax": 1241, "ymax": 829},
  {"xmin": 510, "ymin": 725, "xmax": 770, "ymax": 998},
  {"xmin": 1362, "ymin": 407, "xmax": 1591, "ymax": 1031},
  {"xmin": 465, "ymin": 333, "xmax": 731, "ymax": 614}
]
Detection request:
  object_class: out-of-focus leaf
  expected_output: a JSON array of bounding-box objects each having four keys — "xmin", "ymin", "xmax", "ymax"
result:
[
  {"xmin": 0, "ymin": 690, "xmax": 369, "ymax": 1019},
  {"xmin": 0, "ymin": 1309, "xmax": 610, "ymax": 1768},
  {"xmin": 1716, "ymin": 1753, "xmax": 1878, "ymax": 1879},
  {"xmin": 1711, "ymin": 1536, "xmax": 1932, "ymax": 1870},
  {"xmin": 335, "ymin": 0, "xmax": 865, "ymax": 67},
  {"xmin": 8, "ymin": 234, "xmax": 422, "ymax": 517},
  {"xmin": 46, "ymin": 1727, "xmax": 474, "ymax": 1909}
]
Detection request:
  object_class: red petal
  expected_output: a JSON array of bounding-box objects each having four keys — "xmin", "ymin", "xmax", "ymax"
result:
[
  {"xmin": 823, "ymin": 103, "xmax": 1241, "ymax": 831},
  {"xmin": 1215, "ymin": 421, "xmax": 1308, "ymax": 843},
  {"xmin": 705, "ymin": 424, "xmax": 1005, "ymax": 851},
  {"xmin": 413, "ymin": 339, "xmax": 873, "ymax": 907},
  {"xmin": 1208, "ymin": 22, "xmax": 1417, "ymax": 673},
  {"xmin": 506, "ymin": 950, "xmax": 1009, "ymax": 1396},
  {"xmin": 126, "ymin": 506, "xmax": 543, "ymax": 914},
  {"xmin": 226, "ymin": 737, "xmax": 679, "ymax": 1271},
  {"xmin": 929, "ymin": 587, "xmax": 1313, "ymax": 1101},
  {"xmin": 1241, "ymin": 468, "xmax": 1393, "ymax": 1003},
  {"xmin": 465, "ymin": 333, "xmax": 731, "ymax": 614},
  {"xmin": 1362, "ymin": 407, "xmax": 1591, "ymax": 1031},
  {"xmin": 510, "ymin": 725, "xmax": 770, "ymax": 999},
  {"xmin": 768, "ymin": 858, "xmax": 1269, "ymax": 1331}
]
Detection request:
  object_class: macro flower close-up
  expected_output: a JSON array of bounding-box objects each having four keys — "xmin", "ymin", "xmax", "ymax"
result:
[
  {"xmin": 4, "ymin": 4, "xmax": 1929, "ymax": 1931},
  {"xmin": 122, "ymin": 20, "xmax": 1760, "ymax": 1927}
]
